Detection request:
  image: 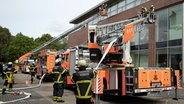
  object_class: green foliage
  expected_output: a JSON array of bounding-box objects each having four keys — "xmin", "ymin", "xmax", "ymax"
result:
[
  {"xmin": 8, "ymin": 33, "xmax": 38, "ymax": 61},
  {"xmin": 35, "ymin": 33, "xmax": 53, "ymax": 45},
  {"xmin": 49, "ymin": 41, "xmax": 67, "ymax": 50},
  {"xmin": 35, "ymin": 33, "xmax": 67, "ymax": 50},
  {"xmin": 0, "ymin": 26, "xmax": 68, "ymax": 63},
  {"xmin": 0, "ymin": 26, "xmax": 12, "ymax": 62}
]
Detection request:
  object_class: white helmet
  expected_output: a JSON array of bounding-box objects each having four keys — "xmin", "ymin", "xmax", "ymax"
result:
[
  {"xmin": 15, "ymin": 60, "xmax": 19, "ymax": 64},
  {"xmin": 55, "ymin": 58, "xmax": 61, "ymax": 64},
  {"xmin": 8, "ymin": 62, "xmax": 13, "ymax": 65},
  {"xmin": 32, "ymin": 62, "xmax": 35, "ymax": 65},
  {"xmin": 77, "ymin": 60, "xmax": 88, "ymax": 68}
]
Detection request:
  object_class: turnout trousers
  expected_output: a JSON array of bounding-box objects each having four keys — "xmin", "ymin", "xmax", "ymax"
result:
[
  {"xmin": 2, "ymin": 80, "xmax": 13, "ymax": 94},
  {"xmin": 30, "ymin": 72, "xmax": 35, "ymax": 84},
  {"xmin": 76, "ymin": 98, "xmax": 91, "ymax": 104},
  {"xmin": 53, "ymin": 83, "xmax": 64, "ymax": 101}
]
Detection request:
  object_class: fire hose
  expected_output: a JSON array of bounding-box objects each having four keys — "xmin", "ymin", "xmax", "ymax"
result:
[{"xmin": 0, "ymin": 74, "xmax": 45, "ymax": 104}]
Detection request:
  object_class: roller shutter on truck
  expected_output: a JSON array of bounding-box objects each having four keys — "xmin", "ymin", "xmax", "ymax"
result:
[
  {"xmin": 69, "ymin": 49, "xmax": 76, "ymax": 75},
  {"xmin": 47, "ymin": 54, "xmax": 55, "ymax": 74}
]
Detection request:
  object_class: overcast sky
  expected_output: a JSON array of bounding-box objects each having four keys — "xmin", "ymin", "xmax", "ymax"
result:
[{"xmin": 0, "ymin": 0, "xmax": 104, "ymax": 38}]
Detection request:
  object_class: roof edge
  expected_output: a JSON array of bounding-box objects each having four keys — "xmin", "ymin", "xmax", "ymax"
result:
[{"xmin": 69, "ymin": 0, "xmax": 109, "ymax": 24}]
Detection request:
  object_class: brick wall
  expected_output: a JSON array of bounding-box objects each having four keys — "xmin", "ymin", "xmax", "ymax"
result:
[
  {"xmin": 149, "ymin": 23, "xmax": 156, "ymax": 67},
  {"xmin": 67, "ymin": 27, "xmax": 88, "ymax": 47}
]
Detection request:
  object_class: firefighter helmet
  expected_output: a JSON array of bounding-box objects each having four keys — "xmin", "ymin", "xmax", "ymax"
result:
[
  {"xmin": 32, "ymin": 62, "xmax": 35, "ymax": 65},
  {"xmin": 55, "ymin": 58, "xmax": 61, "ymax": 64},
  {"xmin": 77, "ymin": 60, "xmax": 88, "ymax": 68},
  {"xmin": 8, "ymin": 62, "xmax": 13, "ymax": 65}
]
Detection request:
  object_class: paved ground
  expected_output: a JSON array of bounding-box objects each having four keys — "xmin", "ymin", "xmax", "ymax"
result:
[{"xmin": 0, "ymin": 73, "xmax": 184, "ymax": 104}]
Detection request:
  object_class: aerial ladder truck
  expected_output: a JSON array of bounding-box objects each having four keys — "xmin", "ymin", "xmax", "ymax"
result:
[
  {"xmin": 61, "ymin": 45, "xmax": 91, "ymax": 87},
  {"xmin": 87, "ymin": 5, "xmax": 180, "ymax": 97}
]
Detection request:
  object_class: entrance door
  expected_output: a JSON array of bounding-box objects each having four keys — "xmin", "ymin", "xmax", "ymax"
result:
[{"xmin": 170, "ymin": 54, "xmax": 181, "ymax": 70}]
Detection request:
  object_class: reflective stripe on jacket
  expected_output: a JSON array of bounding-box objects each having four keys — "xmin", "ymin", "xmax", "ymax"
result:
[
  {"xmin": 52, "ymin": 66, "xmax": 66, "ymax": 83},
  {"xmin": 72, "ymin": 70, "xmax": 94, "ymax": 99},
  {"xmin": 76, "ymin": 80, "xmax": 92, "ymax": 99}
]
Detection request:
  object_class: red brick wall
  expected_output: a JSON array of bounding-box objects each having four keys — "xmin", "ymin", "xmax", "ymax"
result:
[
  {"xmin": 67, "ymin": 27, "xmax": 88, "ymax": 47},
  {"xmin": 149, "ymin": 23, "xmax": 156, "ymax": 67}
]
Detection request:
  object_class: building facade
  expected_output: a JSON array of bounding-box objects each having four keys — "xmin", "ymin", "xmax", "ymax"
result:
[{"xmin": 67, "ymin": 0, "xmax": 184, "ymax": 81}]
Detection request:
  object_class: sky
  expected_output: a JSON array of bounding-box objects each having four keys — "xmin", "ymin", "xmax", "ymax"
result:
[{"xmin": 0, "ymin": 0, "xmax": 104, "ymax": 38}]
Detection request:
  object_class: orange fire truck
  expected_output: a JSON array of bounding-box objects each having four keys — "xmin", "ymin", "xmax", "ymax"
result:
[
  {"xmin": 61, "ymin": 46, "xmax": 90, "ymax": 87},
  {"xmin": 86, "ymin": 6, "xmax": 180, "ymax": 96},
  {"xmin": 18, "ymin": 51, "xmax": 35, "ymax": 73},
  {"xmin": 36, "ymin": 49, "xmax": 63, "ymax": 81}
]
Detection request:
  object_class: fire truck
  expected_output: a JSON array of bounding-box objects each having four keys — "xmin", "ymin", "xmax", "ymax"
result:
[
  {"xmin": 18, "ymin": 52, "xmax": 35, "ymax": 73},
  {"xmin": 36, "ymin": 49, "xmax": 62, "ymax": 81},
  {"xmin": 62, "ymin": 45, "xmax": 90, "ymax": 87},
  {"xmin": 86, "ymin": 6, "xmax": 180, "ymax": 96}
]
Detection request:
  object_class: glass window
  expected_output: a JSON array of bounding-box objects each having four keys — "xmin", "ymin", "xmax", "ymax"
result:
[
  {"xmin": 126, "ymin": 2, "xmax": 135, "ymax": 10},
  {"xmin": 118, "ymin": 0, "xmax": 126, "ymax": 13},
  {"xmin": 126, "ymin": 0, "xmax": 135, "ymax": 4},
  {"xmin": 131, "ymin": 51, "xmax": 139, "ymax": 67},
  {"xmin": 131, "ymin": 26, "xmax": 139, "ymax": 45},
  {"xmin": 110, "ymin": 4, "xmax": 118, "ymax": 16},
  {"xmin": 107, "ymin": 7, "xmax": 111, "ymax": 17},
  {"xmin": 139, "ymin": 51, "xmax": 148, "ymax": 67},
  {"xmin": 156, "ymin": 4, "xmax": 183, "ymax": 70},
  {"xmin": 131, "ymin": 50, "xmax": 148, "ymax": 67},
  {"xmin": 131, "ymin": 23, "xmax": 149, "ymax": 45},
  {"xmin": 156, "ymin": 9, "xmax": 168, "ymax": 42},
  {"xmin": 168, "ymin": 5, "xmax": 183, "ymax": 40},
  {"xmin": 141, "ymin": 0, "xmax": 150, "ymax": 3},
  {"xmin": 139, "ymin": 24, "xmax": 149, "ymax": 44},
  {"xmin": 135, "ymin": 0, "xmax": 141, "ymax": 6},
  {"xmin": 156, "ymin": 49, "xmax": 168, "ymax": 67},
  {"xmin": 168, "ymin": 47, "xmax": 182, "ymax": 70}
]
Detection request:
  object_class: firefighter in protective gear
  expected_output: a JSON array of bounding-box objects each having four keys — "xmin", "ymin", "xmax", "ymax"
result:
[
  {"xmin": 52, "ymin": 58, "xmax": 67, "ymax": 102},
  {"xmin": 72, "ymin": 60, "xmax": 96, "ymax": 104},
  {"xmin": 141, "ymin": 7, "xmax": 148, "ymax": 17},
  {"xmin": 149, "ymin": 5, "xmax": 155, "ymax": 13},
  {"xmin": 29, "ymin": 62, "xmax": 37, "ymax": 84},
  {"xmin": 2, "ymin": 62, "xmax": 17, "ymax": 95}
]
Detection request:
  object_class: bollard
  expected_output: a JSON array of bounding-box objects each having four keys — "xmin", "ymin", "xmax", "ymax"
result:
[
  {"xmin": 25, "ymin": 80, "xmax": 29, "ymax": 85},
  {"xmin": 173, "ymin": 75, "xmax": 178, "ymax": 100}
]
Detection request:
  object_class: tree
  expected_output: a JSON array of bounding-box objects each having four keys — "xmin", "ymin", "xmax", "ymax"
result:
[
  {"xmin": 35, "ymin": 33, "xmax": 67, "ymax": 50},
  {"xmin": 8, "ymin": 33, "xmax": 37, "ymax": 61},
  {"xmin": 35, "ymin": 33, "xmax": 53, "ymax": 45},
  {"xmin": 0, "ymin": 26, "xmax": 12, "ymax": 62}
]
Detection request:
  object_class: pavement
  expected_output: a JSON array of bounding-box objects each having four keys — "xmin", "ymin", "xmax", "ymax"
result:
[
  {"xmin": 1, "ymin": 73, "xmax": 184, "ymax": 104},
  {"xmin": 0, "ymin": 72, "xmax": 52, "ymax": 104}
]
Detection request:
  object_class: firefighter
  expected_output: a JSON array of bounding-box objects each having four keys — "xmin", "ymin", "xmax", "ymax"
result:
[
  {"xmin": 2, "ymin": 62, "xmax": 17, "ymax": 95},
  {"xmin": 52, "ymin": 58, "xmax": 67, "ymax": 102},
  {"xmin": 72, "ymin": 60, "xmax": 96, "ymax": 104},
  {"xmin": 141, "ymin": 7, "xmax": 148, "ymax": 17},
  {"xmin": 29, "ymin": 62, "xmax": 37, "ymax": 84},
  {"xmin": 149, "ymin": 5, "xmax": 155, "ymax": 14}
]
